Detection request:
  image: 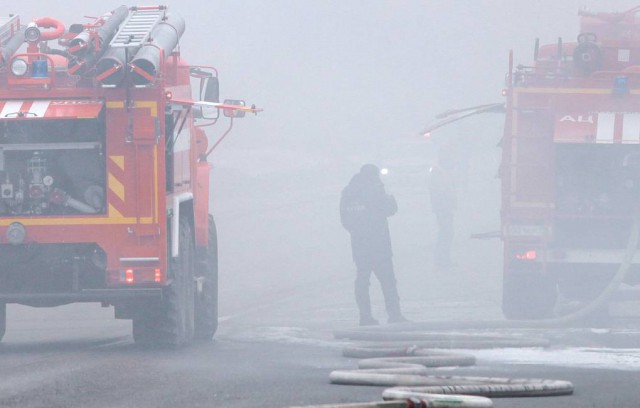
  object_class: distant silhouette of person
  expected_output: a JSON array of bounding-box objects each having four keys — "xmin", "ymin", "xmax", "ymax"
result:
[
  {"xmin": 428, "ymin": 149, "xmax": 457, "ymax": 270},
  {"xmin": 340, "ymin": 164, "xmax": 408, "ymax": 326}
]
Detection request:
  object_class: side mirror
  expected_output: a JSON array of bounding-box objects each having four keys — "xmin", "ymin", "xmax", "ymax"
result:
[
  {"xmin": 223, "ymin": 99, "xmax": 246, "ymax": 118},
  {"xmin": 203, "ymin": 77, "xmax": 220, "ymax": 103}
]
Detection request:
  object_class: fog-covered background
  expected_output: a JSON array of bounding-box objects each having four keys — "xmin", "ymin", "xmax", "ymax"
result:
[{"xmin": 11, "ymin": 1, "xmax": 640, "ymax": 327}]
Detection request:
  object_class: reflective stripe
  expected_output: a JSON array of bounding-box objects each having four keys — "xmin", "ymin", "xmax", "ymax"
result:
[
  {"xmin": 596, "ymin": 112, "xmax": 615, "ymax": 143},
  {"xmin": 29, "ymin": 100, "xmax": 50, "ymax": 117},
  {"xmin": 622, "ymin": 113, "xmax": 640, "ymax": 144},
  {"xmin": 0, "ymin": 100, "xmax": 22, "ymax": 118}
]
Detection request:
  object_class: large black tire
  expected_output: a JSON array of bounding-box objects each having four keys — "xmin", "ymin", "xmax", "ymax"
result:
[
  {"xmin": 0, "ymin": 303, "xmax": 6, "ymax": 342},
  {"xmin": 502, "ymin": 267, "xmax": 557, "ymax": 320},
  {"xmin": 194, "ymin": 215, "xmax": 219, "ymax": 340},
  {"xmin": 133, "ymin": 216, "xmax": 196, "ymax": 347}
]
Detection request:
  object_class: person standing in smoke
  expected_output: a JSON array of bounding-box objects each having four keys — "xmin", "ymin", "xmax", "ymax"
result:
[
  {"xmin": 428, "ymin": 147, "xmax": 457, "ymax": 270},
  {"xmin": 340, "ymin": 164, "xmax": 408, "ymax": 326}
]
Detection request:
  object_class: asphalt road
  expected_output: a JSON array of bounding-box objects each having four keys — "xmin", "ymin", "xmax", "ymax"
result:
[{"xmin": 2, "ymin": 298, "xmax": 640, "ymax": 408}]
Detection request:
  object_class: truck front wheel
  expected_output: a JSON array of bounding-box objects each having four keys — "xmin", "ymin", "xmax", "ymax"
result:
[{"xmin": 502, "ymin": 266, "xmax": 557, "ymax": 320}]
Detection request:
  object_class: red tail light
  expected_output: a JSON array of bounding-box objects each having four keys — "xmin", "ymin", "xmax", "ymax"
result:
[
  {"xmin": 515, "ymin": 250, "xmax": 537, "ymax": 260},
  {"xmin": 125, "ymin": 268, "xmax": 134, "ymax": 284},
  {"xmin": 107, "ymin": 268, "xmax": 164, "ymax": 285}
]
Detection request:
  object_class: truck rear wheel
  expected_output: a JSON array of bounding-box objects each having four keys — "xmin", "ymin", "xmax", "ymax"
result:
[
  {"xmin": 502, "ymin": 267, "xmax": 557, "ymax": 320},
  {"xmin": 194, "ymin": 215, "xmax": 219, "ymax": 340},
  {"xmin": 133, "ymin": 216, "xmax": 196, "ymax": 347}
]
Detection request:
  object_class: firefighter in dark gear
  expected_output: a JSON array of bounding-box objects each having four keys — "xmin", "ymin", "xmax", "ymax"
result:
[
  {"xmin": 428, "ymin": 152, "xmax": 457, "ymax": 270},
  {"xmin": 340, "ymin": 164, "xmax": 408, "ymax": 326}
]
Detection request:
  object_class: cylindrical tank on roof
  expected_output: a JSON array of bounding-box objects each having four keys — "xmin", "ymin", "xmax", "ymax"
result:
[
  {"xmin": 130, "ymin": 13, "xmax": 185, "ymax": 85},
  {"xmin": 95, "ymin": 46, "xmax": 132, "ymax": 86}
]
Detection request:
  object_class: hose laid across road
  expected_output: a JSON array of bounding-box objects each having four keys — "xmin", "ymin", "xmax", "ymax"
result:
[{"xmin": 324, "ymin": 340, "xmax": 573, "ymax": 408}]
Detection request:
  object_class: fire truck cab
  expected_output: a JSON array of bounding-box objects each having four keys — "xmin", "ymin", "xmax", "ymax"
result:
[
  {"xmin": 501, "ymin": 6, "xmax": 640, "ymax": 318},
  {"xmin": 0, "ymin": 6, "xmax": 257, "ymax": 345}
]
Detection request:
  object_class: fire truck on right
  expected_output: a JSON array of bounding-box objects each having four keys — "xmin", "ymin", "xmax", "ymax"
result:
[{"xmin": 501, "ymin": 5, "xmax": 640, "ymax": 319}]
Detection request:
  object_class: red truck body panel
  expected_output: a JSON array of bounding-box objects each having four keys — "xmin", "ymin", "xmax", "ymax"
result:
[{"xmin": 501, "ymin": 7, "xmax": 640, "ymax": 318}]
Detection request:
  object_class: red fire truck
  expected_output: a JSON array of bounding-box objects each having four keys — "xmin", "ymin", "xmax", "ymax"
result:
[
  {"xmin": 501, "ymin": 6, "xmax": 640, "ymax": 319},
  {"xmin": 0, "ymin": 6, "xmax": 259, "ymax": 345}
]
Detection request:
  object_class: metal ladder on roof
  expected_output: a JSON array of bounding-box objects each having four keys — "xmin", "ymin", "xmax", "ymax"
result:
[
  {"xmin": 109, "ymin": 6, "xmax": 165, "ymax": 48},
  {"xmin": 0, "ymin": 14, "xmax": 20, "ymax": 44}
]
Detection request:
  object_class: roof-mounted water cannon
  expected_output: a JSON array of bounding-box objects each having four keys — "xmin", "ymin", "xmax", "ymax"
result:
[
  {"xmin": 24, "ymin": 17, "xmax": 65, "ymax": 53},
  {"xmin": 24, "ymin": 22, "xmax": 40, "ymax": 43}
]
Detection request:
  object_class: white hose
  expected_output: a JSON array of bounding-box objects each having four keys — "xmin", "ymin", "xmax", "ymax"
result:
[
  {"xmin": 382, "ymin": 375, "xmax": 575, "ymax": 398},
  {"xmin": 327, "ymin": 346, "xmax": 572, "ymax": 406}
]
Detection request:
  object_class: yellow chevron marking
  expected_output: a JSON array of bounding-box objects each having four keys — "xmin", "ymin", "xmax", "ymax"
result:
[
  {"xmin": 106, "ymin": 100, "xmax": 157, "ymax": 117},
  {"xmin": 110, "ymin": 155, "xmax": 125, "ymax": 171},
  {"xmin": 108, "ymin": 173, "xmax": 125, "ymax": 201},
  {"xmin": 109, "ymin": 203, "xmax": 124, "ymax": 218},
  {"xmin": 135, "ymin": 101, "xmax": 158, "ymax": 117}
]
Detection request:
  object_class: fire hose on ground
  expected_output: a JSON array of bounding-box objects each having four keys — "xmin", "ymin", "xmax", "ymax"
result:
[
  {"xmin": 292, "ymin": 212, "xmax": 640, "ymax": 408},
  {"xmin": 314, "ymin": 335, "xmax": 573, "ymax": 408}
]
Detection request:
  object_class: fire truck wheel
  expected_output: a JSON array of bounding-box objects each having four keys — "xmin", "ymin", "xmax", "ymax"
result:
[
  {"xmin": 502, "ymin": 268, "xmax": 557, "ymax": 320},
  {"xmin": 133, "ymin": 216, "xmax": 196, "ymax": 347},
  {"xmin": 0, "ymin": 303, "xmax": 5, "ymax": 341},
  {"xmin": 194, "ymin": 215, "xmax": 218, "ymax": 340}
]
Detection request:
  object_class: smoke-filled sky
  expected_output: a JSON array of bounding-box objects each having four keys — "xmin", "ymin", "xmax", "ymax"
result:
[{"xmin": 10, "ymin": 1, "xmax": 640, "ymax": 320}]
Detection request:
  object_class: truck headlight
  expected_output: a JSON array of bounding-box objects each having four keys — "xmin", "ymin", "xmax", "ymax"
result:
[{"xmin": 10, "ymin": 59, "xmax": 29, "ymax": 77}]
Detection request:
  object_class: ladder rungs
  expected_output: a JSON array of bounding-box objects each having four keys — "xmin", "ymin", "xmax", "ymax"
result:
[{"xmin": 108, "ymin": 7, "xmax": 164, "ymax": 48}]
